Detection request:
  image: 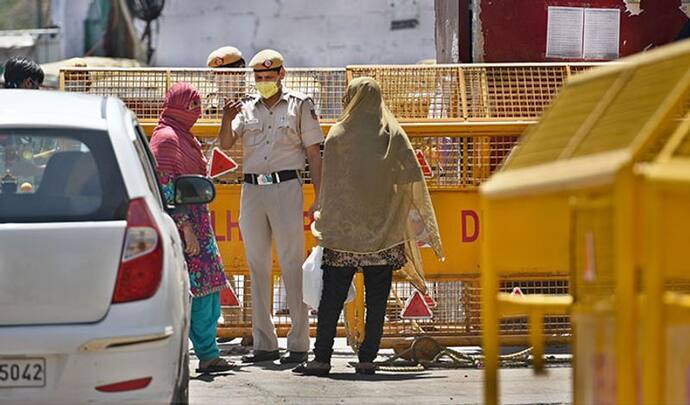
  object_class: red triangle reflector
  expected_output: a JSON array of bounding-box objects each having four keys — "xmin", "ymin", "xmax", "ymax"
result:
[
  {"xmin": 415, "ymin": 149, "xmax": 433, "ymax": 178},
  {"xmin": 401, "ymin": 290, "xmax": 433, "ymax": 319},
  {"xmin": 220, "ymin": 286, "xmax": 240, "ymax": 307},
  {"xmin": 510, "ymin": 287, "xmax": 524, "ymax": 297},
  {"xmin": 209, "ymin": 147, "xmax": 238, "ymax": 178},
  {"xmin": 424, "ymin": 293, "xmax": 437, "ymax": 308}
]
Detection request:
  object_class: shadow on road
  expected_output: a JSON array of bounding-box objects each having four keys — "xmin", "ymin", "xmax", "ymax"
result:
[
  {"xmin": 242, "ymin": 361, "xmax": 298, "ymax": 371},
  {"xmin": 217, "ymin": 343, "xmax": 251, "ymax": 356},
  {"xmin": 323, "ymin": 372, "xmax": 447, "ymax": 382},
  {"xmin": 191, "ymin": 372, "xmax": 234, "ymax": 382}
]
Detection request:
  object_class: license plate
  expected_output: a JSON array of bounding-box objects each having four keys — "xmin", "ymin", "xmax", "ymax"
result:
[{"xmin": 0, "ymin": 358, "xmax": 46, "ymax": 388}]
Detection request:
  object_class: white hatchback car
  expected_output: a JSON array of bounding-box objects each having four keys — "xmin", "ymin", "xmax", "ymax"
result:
[{"xmin": 0, "ymin": 90, "xmax": 212, "ymax": 404}]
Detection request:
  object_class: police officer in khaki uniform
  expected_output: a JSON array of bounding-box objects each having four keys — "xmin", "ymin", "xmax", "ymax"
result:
[
  {"xmin": 219, "ymin": 49, "xmax": 323, "ymax": 364},
  {"xmin": 206, "ymin": 46, "xmax": 245, "ymax": 330},
  {"xmin": 206, "ymin": 47, "xmax": 248, "ymax": 115},
  {"xmin": 207, "ymin": 45, "xmax": 291, "ymax": 329},
  {"xmin": 207, "ymin": 46, "xmax": 246, "ymax": 68}
]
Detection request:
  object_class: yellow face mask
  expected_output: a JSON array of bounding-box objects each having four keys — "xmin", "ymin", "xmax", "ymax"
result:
[{"xmin": 255, "ymin": 81, "xmax": 279, "ymax": 99}]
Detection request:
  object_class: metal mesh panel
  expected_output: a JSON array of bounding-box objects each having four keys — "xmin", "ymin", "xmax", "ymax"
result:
[
  {"xmin": 63, "ymin": 69, "xmax": 168, "ymax": 119},
  {"xmin": 503, "ymin": 53, "xmax": 690, "ymax": 169},
  {"xmin": 406, "ymin": 134, "xmax": 520, "ymax": 188},
  {"xmin": 674, "ymin": 127, "xmax": 690, "ymax": 157},
  {"xmin": 496, "ymin": 278, "xmax": 571, "ymax": 335},
  {"xmin": 199, "ymin": 134, "xmax": 520, "ymax": 189},
  {"xmin": 220, "ymin": 273, "xmax": 251, "ymax": 326},
  {"xmin": 348, "ymin": 64, "xmax": 602, "ymax": 122},
  {"xmin": 638, "ymin": 116, "xmax": 686, "ymax": 162},
  {"xmin": 64, "ymin": 64, "xmax": 603, "ymax": 124},
  {"xmin": 664, "ymin": 92, "xmax": 690, "ymax": 160},
  {"xmin": 194, "ymin": 138, "xmax": 322, "ymax": 185},
  {"xmin": 219, "ymin": 272, "xmax": 323, "ymax": 330},
  {"xmin": 168, "ymin": 69, "xmax": 250, "ymax": 121},
  {"xmin": 221, "ymin": 273, "xmax": 571, "ymax": 339},
  {"xmin": 573, "ymin": 201, "xmax": 615, "ymax": 305},
  {"xmin": 382, "ymin": 276, "xmax": 570, "ymax": 338},
  {"xmin": 503, "ymin": 71, "xmax": 622, "ymax": 170},
  {"xmin": 568, "ymin": 63, "xmax": 603, "ymax": 76},
  {"xmin": 349, "ymin": 65, "xmax": 462, "ymax": 120},
  {"xmin": 463, "ymin": 65, "xmax": 568, "ymax": 120},
  {"xmin": 384, "ymin": 279, "xmax": 471, "ymax": 337},
  {"xmin": 462, "ymin": 278, "xmax": 571, "ymax": 337},
  {"xmin": 62, "ymin": 68, "xmax": 347, "ymax": 122},
  {"xmin": 664, "ymin": 279, "xmax": 690, "ymax": 293},
  {"xmin": 573, "ymin": 53, "xmax": 690, "ymax": 157},
  {"xmin": 284, "ymin": 68, "xmax": 347, "ymax": 121}
]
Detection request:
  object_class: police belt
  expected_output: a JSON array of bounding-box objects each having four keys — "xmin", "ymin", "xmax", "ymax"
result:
[{"xmin": 244, "ymin": 170, "xmax": 299, "ymax": 185}]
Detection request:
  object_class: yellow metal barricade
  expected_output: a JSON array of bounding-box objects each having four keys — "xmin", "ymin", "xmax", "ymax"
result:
[
  {"xmin": 480, "ymin": 40, "xmax": 690, "ymax": 405},
  {"xmin": 61, "ymin": 63, "xmax": 600, "ymax": 349}
]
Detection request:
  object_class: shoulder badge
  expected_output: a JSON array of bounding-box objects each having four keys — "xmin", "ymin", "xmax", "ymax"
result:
[{"xmin": 287, "ymin": 90, "xmax": 309, "ymax": 101}]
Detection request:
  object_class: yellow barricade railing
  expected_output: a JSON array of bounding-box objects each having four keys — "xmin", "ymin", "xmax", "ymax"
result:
[
  {"xmin": 481, "ymin": 40, "xmax": 690, "ymax": 405},
  {"xmin": 61, "ymin": 63, "xmax": 601, "ymax": 351}
]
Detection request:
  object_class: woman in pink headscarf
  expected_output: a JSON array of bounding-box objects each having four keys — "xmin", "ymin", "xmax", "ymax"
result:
[{"xmin": 150, "ymin": 82, "xmax": 234, "ymax": 373}]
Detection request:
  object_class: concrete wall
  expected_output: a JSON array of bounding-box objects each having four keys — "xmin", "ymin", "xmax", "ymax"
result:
[
  {"xmin": 50, "ymin": 0, "xmax": 91, "ymax": 59},
  {"xmin": 153, "ymin": 0, "xmax": 436, "ymax": 67}
]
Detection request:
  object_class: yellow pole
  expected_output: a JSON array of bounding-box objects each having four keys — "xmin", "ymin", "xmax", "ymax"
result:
[
  {"xmin": 354, "ymin": 272, "xmax": 366, "ymax": 347},
  {"xmin": 458, "ymin": 66, "xmax": 469, "ymax": 120},
  {"xmin": 481, "ymin": 198, "xmax": 500, "ymax": 405},
  {"xmin": 529, "ymin": 310, "xmax": 545, "ymax": 374},
  {"xmin": 165, "ymin": 69, "xmax": 172, "ymax": 92},
  {"xmin": 572, "ymin": 311, "xmax": 581, "ymax": 405},
  {"xmin": 343, "ymin": 301, "xmax": 358, "ymax": 349},
  {"xmin": 614, "ymin": 170, "xmax": 636, "ymax": 405},
  {"xmin": 642, "ymin": 180, "xmax": 664, "ymax": 404}
]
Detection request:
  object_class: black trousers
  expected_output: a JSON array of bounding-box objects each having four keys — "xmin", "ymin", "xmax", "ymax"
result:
[{"xmin": 313, "ymin": 265, "xmax": 394, "ymax": 364}]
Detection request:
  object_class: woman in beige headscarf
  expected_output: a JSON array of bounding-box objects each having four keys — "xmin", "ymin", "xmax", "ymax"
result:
[{"xmin": 293, "ymin": 77, "xmax": 443, "ymax": 376}]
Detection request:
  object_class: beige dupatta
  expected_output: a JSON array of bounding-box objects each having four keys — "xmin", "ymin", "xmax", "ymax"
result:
[{"xmin": 312, "ymin": 77, "xmax": 444, "ymax": 292}]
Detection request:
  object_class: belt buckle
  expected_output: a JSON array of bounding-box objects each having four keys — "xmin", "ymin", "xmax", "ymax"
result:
[{"xmin": 257, "ymin": 174, "xmax": 273, "ymax": 185}]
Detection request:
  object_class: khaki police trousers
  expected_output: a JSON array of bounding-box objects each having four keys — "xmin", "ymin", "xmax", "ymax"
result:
[{"xmin": 239, "ymin": 179, "xmax": 310, "ymax": 352}]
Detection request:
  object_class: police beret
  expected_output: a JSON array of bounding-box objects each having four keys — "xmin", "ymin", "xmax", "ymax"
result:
[
  {"xmin": 249, "ymin": 49, "xmax": 284, "ymax": 71},
  {"xmin": 207, "ymin": 46, "xmax": 243, "ymax": 68},
  {"xmin": 66, "ymin": 57, "xmax": 88, "ymax": 67}
]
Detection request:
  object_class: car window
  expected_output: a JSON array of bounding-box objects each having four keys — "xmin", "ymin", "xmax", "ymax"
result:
[
  {"xmin": 131, "ymin": 124, "xmax": 164, "ymax": 208},
  {"xmin": 0, "ymin": 129, "xmax": 128, "ymax": 223}
]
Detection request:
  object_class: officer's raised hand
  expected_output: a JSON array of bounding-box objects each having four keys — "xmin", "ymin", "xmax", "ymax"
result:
[
  {"xmin": 218, "ymin": 97, "xmax": 243, "ymax": 149},
  {"xmin": 222, "ymin": 97, "xmax": 243, "ymax": 121}
]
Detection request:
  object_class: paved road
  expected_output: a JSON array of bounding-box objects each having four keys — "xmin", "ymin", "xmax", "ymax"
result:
[{"xmin": 190, "ymin": 338, "xmax": 572, "ymax": 405}]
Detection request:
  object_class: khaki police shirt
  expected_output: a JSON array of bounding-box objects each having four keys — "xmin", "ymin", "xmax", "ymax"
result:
[{"xmin": 231, "ymin": 88, "xmax": 323, "ymax": 174}]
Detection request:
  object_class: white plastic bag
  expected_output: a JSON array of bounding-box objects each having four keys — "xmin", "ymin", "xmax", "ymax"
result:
[
  {"xmin": 302, "ymin": 246, "xmax": 356, "ymax": 309},
  {"xmin": 302, "ymin": 246, "xmax": 324, "ymax": 309},
  {"xmin": 345, "ymin": 277, "xmax": 356, "ymax": 305}
]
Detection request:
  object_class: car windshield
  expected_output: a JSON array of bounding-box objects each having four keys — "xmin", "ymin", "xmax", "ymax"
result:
[{"xmin": 0, "ymin": 128, "xmax": 128, "ymax": 223}]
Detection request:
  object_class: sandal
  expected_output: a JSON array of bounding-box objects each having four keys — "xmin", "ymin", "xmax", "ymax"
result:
[
  {"xmin": 196, "ymin": 357, "xmax": 236, "ymax": 373},
  {"xmin": 292, "ymin": 360, "xmax": 331, "ymax": 376}
]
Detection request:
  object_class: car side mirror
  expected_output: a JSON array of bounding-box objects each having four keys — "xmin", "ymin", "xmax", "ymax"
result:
[{"xmin": 174, "ymin": 175, "xmax": 216, "ymax": 205}]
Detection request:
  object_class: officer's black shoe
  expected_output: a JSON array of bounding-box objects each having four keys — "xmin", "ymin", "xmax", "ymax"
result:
[
  {"xmin": 241, "ymin": 350, "xmax": 280, "ymax": 363},
  {"xmin": 280, "ymin": 351, "xmax": 308, "ymax": 364}
]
